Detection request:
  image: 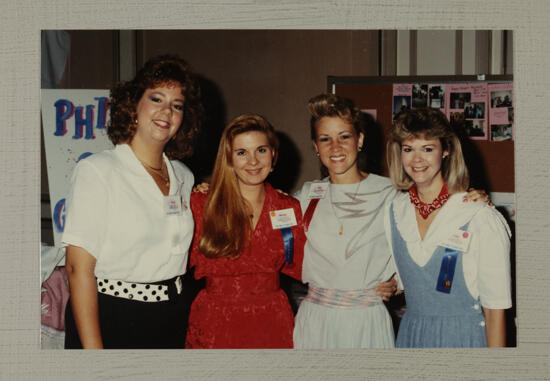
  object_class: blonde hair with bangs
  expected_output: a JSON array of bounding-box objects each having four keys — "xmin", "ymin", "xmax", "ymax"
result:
[{"xmin": 387, "ymin": 108, "xmax": 469, "ymax": 194}]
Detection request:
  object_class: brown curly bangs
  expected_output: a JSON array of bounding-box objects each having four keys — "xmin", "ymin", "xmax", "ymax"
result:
[{"xmin": 107, "ymin": 54, "xmax": 204, "ymax": 159}]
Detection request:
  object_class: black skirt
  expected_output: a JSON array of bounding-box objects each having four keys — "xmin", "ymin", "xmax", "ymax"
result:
[{"xmin": 64, "ymin": 275, "xmax": 195, "ymax": 349}]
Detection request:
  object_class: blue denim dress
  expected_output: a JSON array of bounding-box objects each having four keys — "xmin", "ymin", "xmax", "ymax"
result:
[{"xmin": 389, "ymin": 204, "xmax": 487, "ymax": 348}]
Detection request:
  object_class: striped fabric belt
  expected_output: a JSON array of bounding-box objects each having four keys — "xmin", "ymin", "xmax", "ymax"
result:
[{"xmin": 304, "ymin": 285, "xmax": 382, "ymax": 308}]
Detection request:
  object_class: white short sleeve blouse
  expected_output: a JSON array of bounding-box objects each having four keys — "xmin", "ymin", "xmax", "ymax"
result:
[
  {"xmin": 385, "ymin": 192, "xmax": 512, "ymax": 309},
  {"xmin": 61, "ymin": 144, "xmax": 194, "ymax": 283}
]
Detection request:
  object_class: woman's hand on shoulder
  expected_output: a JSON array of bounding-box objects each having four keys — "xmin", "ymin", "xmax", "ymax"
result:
[
  {"xmin": 463, "ymin": 188, "xmax": 493, "ymax": 206},
  {"xmin": 193, "ymin": 182, "xmax": 210, "ymax": 194}
]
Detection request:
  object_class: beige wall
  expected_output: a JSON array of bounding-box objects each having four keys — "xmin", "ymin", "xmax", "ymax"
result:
[
  {"xmin": 417, "ymin": 30, "xmax": 457, "ymax": 75},
  {"xmin": 139, "ymin": 30, "xmax": 380, "ymax": 191},
  {"xmin": 396, "ymin": 30, "xmax": 513, "ymax": 76}
]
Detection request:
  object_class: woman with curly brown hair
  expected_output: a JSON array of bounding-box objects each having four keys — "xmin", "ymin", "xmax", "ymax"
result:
[{"xmin": 62, "ymin": 54, "xmax": 203, "ymax": 349}]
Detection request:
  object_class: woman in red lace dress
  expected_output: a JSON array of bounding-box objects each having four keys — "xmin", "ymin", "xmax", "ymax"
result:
[{"xmin": 185, "ymin": 114, "xmax": 305, "ymax": 348}]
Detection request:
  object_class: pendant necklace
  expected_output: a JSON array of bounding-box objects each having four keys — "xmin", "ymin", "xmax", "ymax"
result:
[
  {"xmin": 140, "ymin": 159, "xmax": 170, "ymax": 188},
  {"xmin": 329, "ymin": 177, "xmax": 363, "ymax": 235}
]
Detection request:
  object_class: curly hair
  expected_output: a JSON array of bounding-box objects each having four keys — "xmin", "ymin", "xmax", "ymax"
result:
[
  {"xmin": 387, "ymin": 108, "xmax": 469, "ymax": 193},
  {"xmin": 108, "ymin": 54, "xmax": 204, "ymax": 159}
]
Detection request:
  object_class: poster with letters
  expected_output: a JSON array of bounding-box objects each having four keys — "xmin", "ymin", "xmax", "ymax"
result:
[{"xmin": 41, "ymin": 89, "xmax": 113, "ymax": 247}]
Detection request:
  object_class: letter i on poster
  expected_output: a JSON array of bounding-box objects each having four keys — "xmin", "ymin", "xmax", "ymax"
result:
[{"xmin": 488, "ymin": 83, "xmax": 514, "ymax": 141}]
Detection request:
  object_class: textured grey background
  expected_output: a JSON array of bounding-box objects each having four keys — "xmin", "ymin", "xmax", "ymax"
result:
[{"xmin": 1, "ymin": 0, "xmax": 549, "ymax": 380}]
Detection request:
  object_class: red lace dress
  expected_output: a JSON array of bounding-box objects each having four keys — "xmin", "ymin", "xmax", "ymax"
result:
[{"xmin": 185, "ymin": 184, "xmax": 305, "ymax": 348}]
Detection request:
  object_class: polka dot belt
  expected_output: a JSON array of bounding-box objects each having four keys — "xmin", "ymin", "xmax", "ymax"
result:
[{"xmin": 96, "ymin": 276, "xmax": 183, "ymax": 303}]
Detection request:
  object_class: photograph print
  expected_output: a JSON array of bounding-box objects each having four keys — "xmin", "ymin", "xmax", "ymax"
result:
[
  {"xmin": 428, "ymin": 85, "xmax": 444, "ymax": 108},
  {"xmin": 393, "ymin": 95, "xmax": 411, "ymax": 119},
  {"xmin": 449, "ymin": 92, "xmax": 471, "ymax": 109},
  {"xmin": 412, "ymin": 84, "xmax": 428, "ymax": 108},
  {"xmin": 491, "ymin": 90, "xmax": 513, "ymax": 108}
]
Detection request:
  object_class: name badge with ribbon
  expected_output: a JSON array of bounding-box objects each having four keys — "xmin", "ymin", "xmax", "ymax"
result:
[
  {"xmin": 436, "ymin": 248, "xmax": 459, "ymax": 293},
  {"xmin": 439, "ymin": 229, "xmax": 472, "ymax": 252},
  {"xmin": 270, "ymin": 208, "xmax": 297, "ymax": 264},
  {"xmin": 306, "ymin": 182, "xmax": 329, "ymax": 200},
  {"xmin": 269, "ymin": 208, "xmax": 297, "ymax": 229}
]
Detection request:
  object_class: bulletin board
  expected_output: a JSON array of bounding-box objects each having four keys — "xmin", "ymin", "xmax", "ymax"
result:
[{"xmin": 329, "ymin": 75, "xmax": 514, "ymax": 193}]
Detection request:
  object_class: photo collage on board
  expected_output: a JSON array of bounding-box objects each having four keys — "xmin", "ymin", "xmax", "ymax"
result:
[{"xmin": 392, "ymin": 81, "xmax": 513, "ymax": 142}]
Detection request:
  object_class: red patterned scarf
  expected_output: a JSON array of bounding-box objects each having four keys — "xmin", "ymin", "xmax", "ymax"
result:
[{"xmin": 409, "ymin": 183, "xmax": 450, "ymax": 219}]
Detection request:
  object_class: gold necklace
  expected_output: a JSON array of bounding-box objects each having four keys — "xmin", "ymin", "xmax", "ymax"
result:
[
  {"xmin": 140, "ymin": 159, "xmax": 169, "ymax": 188},
  {"xmin": 129, "ymin": 144, "xmax": 170, "ymax": 189},
  {"xmin": 140, "ymin": 161, "xmax": 162, "ymax": 171}
]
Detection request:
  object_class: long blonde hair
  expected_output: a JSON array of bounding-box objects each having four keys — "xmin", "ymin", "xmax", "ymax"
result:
[
  {"xmin": 387, "ymin": 108, "xmax": 469, "ymax": 193},
  {"xmin": 199, "ymin": 113, "xmax": 279, "ymax": 259}
]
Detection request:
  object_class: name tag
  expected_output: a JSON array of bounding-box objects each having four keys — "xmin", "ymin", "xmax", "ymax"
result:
[
  {"xmin": 439, "ymin": 229, "xmax": 472, "ymax": 252},
  {"xmin": 307, "ymin": 182, "xmax": 329, "ymax": 199},
  {"xmin": 164, "ymin": 195, "xmax": 183, "ymax": 215},
  {"xmin": 270, "ymin": 208, "xmax": 297, "ymax": 229}
]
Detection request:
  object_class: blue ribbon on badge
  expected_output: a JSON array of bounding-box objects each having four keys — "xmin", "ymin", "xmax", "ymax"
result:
[
  {"xmin": 280, "ymin": 227, "xmax": 294, "ymax": 264},
  {"xmin": 436, "ymin": 248, "xmax": 459, "ymax": 294}
]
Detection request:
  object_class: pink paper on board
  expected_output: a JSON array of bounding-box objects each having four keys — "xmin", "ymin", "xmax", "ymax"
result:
[
  {"xmin": 488, "ymin": 82, "xmax": 514, "ymax": 141},
  {"xmin": 491, "ymin": 108, "xmax": 509, "ymax": 124},
  {"xmin": 393, "ymin": 83, "xmax": 412, "ymax": 96}
]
